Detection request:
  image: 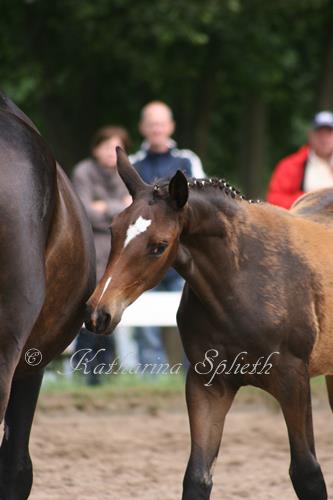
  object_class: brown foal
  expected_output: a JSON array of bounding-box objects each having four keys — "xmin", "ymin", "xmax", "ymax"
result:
[{"xmin": 87, "ymin": 147, "xmax": 332, "ymax": 500}]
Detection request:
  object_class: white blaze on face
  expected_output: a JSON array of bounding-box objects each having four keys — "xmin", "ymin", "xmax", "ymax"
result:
[
  {"xmin": 124, "ymin": 216, "xmax": 152, "ymax": 248},
  {"xmin": 97, "ymin": 276, "xmax": 112, "ymax": 305}
]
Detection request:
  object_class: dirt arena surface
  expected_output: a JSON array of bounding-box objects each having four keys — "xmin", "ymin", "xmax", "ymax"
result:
[{"xmin": 23, "ymin": 387, "xmax": 333, "ymax": 500}]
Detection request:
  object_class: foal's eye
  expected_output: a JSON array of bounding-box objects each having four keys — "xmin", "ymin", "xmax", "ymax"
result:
[{"xmin": 149, "ymin": 242, "xmax": 168, "ymax": 257}]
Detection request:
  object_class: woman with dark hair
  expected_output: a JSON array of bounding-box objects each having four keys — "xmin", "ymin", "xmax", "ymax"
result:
[
  {"xmin": 72, "ymin": 126, "xmax": 131, "ymax": 276},
  {"xmin": 72, "ymin": 126, "xmax": 132, "ymax": 384}
]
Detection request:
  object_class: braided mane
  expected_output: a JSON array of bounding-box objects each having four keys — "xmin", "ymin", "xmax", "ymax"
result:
[{"xmin": 153, "ymin": 176, "xmax": 261, "ymax": 204}]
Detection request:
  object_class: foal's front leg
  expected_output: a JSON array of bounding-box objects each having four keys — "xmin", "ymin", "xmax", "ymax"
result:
[{"xmin": 182, "ymin": 369, "xmax": 237, "ymax": 500}]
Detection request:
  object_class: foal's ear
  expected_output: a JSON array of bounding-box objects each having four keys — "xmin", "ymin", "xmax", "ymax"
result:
[
  {"xmin": 169, "ymin": 170, "xmax": 189, "ymax": 210},
  {"xmin": 116, "ymin": 147, "xmax": 148, "ymax": 198}
]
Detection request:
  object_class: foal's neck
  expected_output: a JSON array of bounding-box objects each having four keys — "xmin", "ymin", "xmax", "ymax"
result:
[
  {"xmin": 181, "ymin": 188, "xmax": 249, "ymax": 243},
  {"xmin": 175, "ymin": 189, "xmax": 248, "ymax": 285}
]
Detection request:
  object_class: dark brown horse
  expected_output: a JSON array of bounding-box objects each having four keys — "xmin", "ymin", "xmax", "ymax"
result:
[
  {"xmin": 86, "ymin": 148, "xmax": 333, "ymax": 499},
  {"xmin": 0, "ymin": 91, "xmax": 95, "ymax": 499}
]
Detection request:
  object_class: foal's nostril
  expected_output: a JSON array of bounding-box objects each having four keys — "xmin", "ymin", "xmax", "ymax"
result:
[
  {"xmin": 95, "ymin": 309, "xmax": 111, "ymax": 334},
  {"xmin": 84, "ymin": 304, "xmax": 111, "ymax": 334},
  {"xmin": 84, "ymin": 304, "xmax": 95, "ymax": 333}
]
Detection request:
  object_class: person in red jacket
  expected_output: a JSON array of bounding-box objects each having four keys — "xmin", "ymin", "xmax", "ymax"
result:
[{"xmin": 267, "ymin": 111, "xmax": 333, "ymax": 208}]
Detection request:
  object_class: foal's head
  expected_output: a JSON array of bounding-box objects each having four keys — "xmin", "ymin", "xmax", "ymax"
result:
[{"xmin": 86, "ymin": 148, "xmax": 189, "ymax": 334}]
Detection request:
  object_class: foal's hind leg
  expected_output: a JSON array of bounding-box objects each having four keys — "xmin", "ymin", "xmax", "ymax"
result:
[
  {"xmin": 0, "ymin": 370, "xmax": 44, "ymax": 500},
  {"xmin": 268, "ymin": 359, "xmax": 327, "ymax": 500},
  {"xmin": 182, "ymin": 369, "xmax": 237, "ymax": 500}
]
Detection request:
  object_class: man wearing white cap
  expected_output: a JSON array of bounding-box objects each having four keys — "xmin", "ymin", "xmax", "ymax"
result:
[{"xmin": 267, "ymin": 111, "xmax": 333, "ymax": 208}]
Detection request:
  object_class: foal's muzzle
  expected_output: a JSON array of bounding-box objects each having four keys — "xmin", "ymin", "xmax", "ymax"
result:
[{"xmin": 85, "ymin": 304, "xmax": 111, "ymax": 335}]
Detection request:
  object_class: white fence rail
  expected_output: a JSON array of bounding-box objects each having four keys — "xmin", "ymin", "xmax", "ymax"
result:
[{"xmin": 120, "ymin": 291, "xmax": 181, "ymax": 326}]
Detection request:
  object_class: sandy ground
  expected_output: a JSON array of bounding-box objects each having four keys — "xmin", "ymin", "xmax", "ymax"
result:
[{"xmin": 27, "ymin": 391, "xmax": 333, "ymax": 500}]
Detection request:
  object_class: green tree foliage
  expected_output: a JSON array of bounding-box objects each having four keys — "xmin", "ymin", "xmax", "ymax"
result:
[{"xmin": 1, "ymin": 0, "xmax": 333, "ymax": 196}]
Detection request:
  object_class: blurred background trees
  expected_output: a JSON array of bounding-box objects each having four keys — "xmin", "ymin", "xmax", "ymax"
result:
[{"xmin": 1, "ymin": 0, "xmax": 333, "ymax": 196}]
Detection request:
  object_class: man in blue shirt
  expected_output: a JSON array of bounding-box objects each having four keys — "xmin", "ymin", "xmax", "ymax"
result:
[
  {"xmin": 131, "ymin": 100, "xmax": 204, "ymax": 182},
  {"xmin": 130, "ymin": 101, "xmax": 205, "ymax": 368}
]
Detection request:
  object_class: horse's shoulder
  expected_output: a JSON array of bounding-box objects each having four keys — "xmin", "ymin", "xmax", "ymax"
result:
[{"xmin": 176, "ymin": 283, "xmax": 208, "ymax": 327}]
